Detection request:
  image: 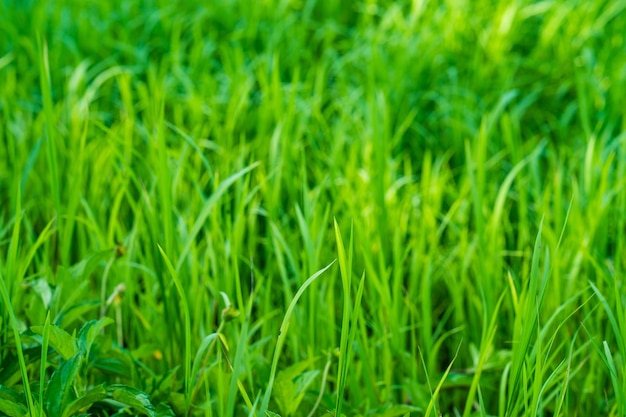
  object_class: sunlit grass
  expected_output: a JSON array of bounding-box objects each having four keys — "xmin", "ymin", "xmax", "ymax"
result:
[{"xmin": 1, "ymin": 0, "xmax": 625, "ymax": 416}]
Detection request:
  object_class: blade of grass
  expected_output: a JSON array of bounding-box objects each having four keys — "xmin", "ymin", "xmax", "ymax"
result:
[
  {"xmin": 334, "ymin": 218, "xmax": 353, "ymax": 417},
  {"xmin": 259, "ymin": 259, "xmax": 336, "ymax": 416},
  {"xmin": 39, "ymin": 311, "xmax": 51, "ymax": 417},
  {"xmin": 424, "ymin": 341, "xmax": 461, "ymax": 417},
  {"xmin": 0, "ymin": 269, "xmax": 37, "ymax": 416},
  {"xmin": 158, "ymin": 244, "xmax": 192, "ymax": 416},
  {"xmin": 175, "ymin": 162, "xmax": 260, "ymax": 272},
  {"xmin": 37, "ymin": 36, "xmax": 61, "ymax": 252}
]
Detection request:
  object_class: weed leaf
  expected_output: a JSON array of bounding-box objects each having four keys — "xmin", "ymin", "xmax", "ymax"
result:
[
  {"xmin": 108, "ymin": 384, "xmax": 156, "ymax": 416},
  {"xmin": 62, "ymin": 384, "xmax": 107, "ymax": 417},
  {"xmin": 45, "ymin": 352, "xmax": 83, "ymax": 416},
  {"xmin": 31, "ymin": 324, "xmax": 77, "ymax": 360}
]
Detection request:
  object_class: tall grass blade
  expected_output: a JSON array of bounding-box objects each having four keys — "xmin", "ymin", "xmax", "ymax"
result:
[
  {"xmin": 158, "ymin": 244, "xmax": 192, "ymax": 416},
  {"xmin": 259, "ymin": 260, "xmax": 336, "ymax": 416}
]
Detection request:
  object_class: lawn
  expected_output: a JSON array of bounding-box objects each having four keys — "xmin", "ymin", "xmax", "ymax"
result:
[{"xmin": 1, "ymin": 0, "xmax": 625, "ymax": 416}]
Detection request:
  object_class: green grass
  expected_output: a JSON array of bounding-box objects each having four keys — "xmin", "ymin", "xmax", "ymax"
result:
[{"xmin": 1, "ymin": 0, "xmax": 625, "ymax": 415}]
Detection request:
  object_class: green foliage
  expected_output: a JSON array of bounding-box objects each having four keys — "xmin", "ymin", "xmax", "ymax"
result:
[{"xmin": 1, "ymin": 0, "xmax": 626, "ymax": 415}]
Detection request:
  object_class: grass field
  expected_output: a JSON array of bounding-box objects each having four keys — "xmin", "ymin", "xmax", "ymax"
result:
[{"xmin": 1, "ymin": 0, "xmax": 626, "ymax": 416}]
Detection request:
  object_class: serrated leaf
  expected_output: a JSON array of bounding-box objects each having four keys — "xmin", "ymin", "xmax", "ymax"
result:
[
  {"xmin": 45, "ymin": 352, "xmax": 83, "ymax": 416},
  {"xmin": 108, "ymin": 384, "xmax": 155, "ymax": 416},
  {"xmin": 31, "ymin": 325, "xmax": 77, "ymax": 360},
  {"xmin": 62, "ymin": 384, "xmax": 107, "ymax": 417}
]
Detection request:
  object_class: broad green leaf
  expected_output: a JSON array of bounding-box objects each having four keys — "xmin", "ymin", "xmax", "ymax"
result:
[
  {"xmin": 62, "ymin": 384, "xmax": 107, "ymax": 417},
  {"xmin": 154, "ymin": 402, "xmax": 177, "ymax": 417},
  {"xmin": 273, "ymin": 374, "xmax": 295, "ymax": 415},
  {"xmin": 93, "ymin": 356, "xmax": 133, "ymax": 376},
  {"xmin": 274, "ymin": 359, "xmax": 319, "ymax": 416},
  {"xmin": 45, "ymin": 352, "xmax": 83, "ymax": 416},
  {"xmin": 31, "ymin": 324, "xmax": 77, "ymax": 360},
  {"xmin": 108, "ymin": 384, "xmax": 156, "ymax": 416}
]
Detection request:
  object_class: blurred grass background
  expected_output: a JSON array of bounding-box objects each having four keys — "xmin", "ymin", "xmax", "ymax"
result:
[{"xmin": 1, "ymin": 0, "xmax": 626, "ymax": 415}]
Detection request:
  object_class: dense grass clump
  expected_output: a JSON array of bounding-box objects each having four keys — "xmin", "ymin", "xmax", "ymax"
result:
[{"xmin": 1, "ymin": 0, "xmax": 626, "ymax": 416}]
